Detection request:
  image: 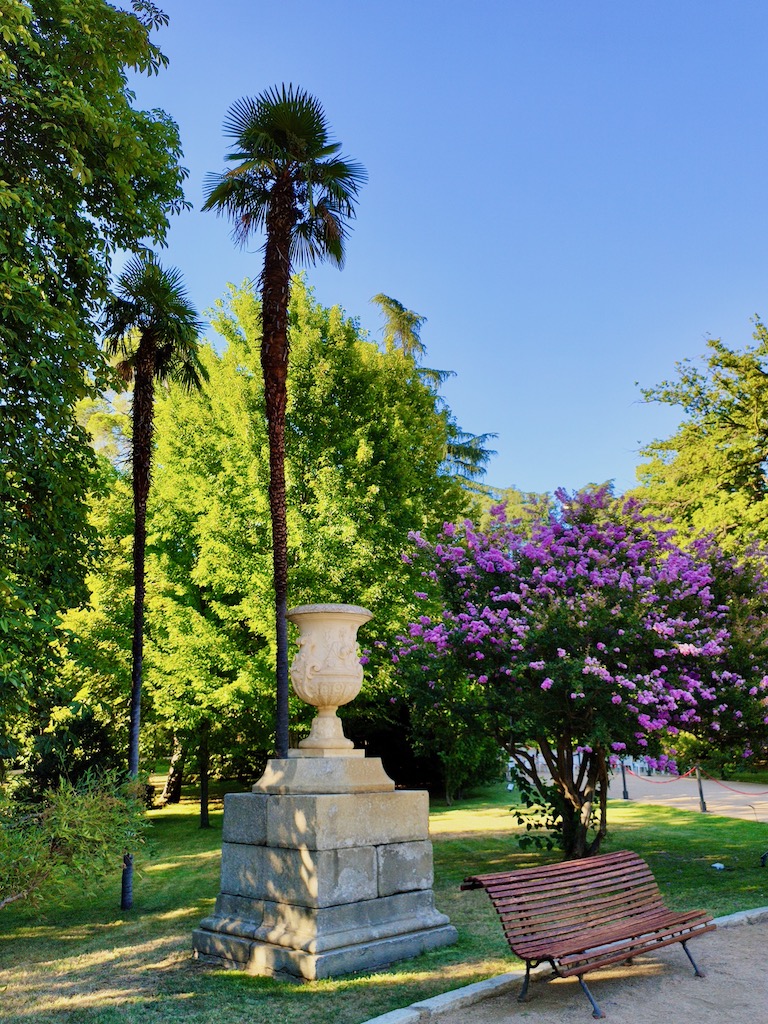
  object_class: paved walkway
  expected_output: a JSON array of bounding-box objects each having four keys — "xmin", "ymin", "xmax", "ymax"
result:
[{"xmin": 607, "ymin": 768, "xmax": 768, "ymax": 823}]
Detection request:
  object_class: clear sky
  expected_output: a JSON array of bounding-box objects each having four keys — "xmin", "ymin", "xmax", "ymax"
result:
[{"xmin": 127, "ymin": 0, "xmax": 768, "ymax": 496}]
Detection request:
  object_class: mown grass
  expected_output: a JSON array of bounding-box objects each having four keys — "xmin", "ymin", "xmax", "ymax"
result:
[{"xmin": 1, "ymin": 782, "xmax": 767, "ymax": 1024}]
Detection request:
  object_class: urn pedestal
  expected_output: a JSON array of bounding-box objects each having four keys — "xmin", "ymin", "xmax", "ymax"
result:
[{"xmin": 192, "ymin": 604, "xmax": 457, "ymax": 980}]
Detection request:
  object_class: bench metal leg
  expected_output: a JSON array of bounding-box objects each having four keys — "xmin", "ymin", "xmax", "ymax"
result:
[
  {"xmin": 681, "ymin": 940, "xmax": 706, "ymax": 977},
  {"xmin": 578, "ymin": 976, "xmax": 606, "ymax": 1019},
  {"xmin": 518, "ymin": 961, "xmax": 531, "ymax": 1002}
]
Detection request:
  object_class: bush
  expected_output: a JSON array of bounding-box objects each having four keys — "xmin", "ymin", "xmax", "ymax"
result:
[{"xmin": 0, "ymin": 770, "xmax": 148, "ymax": 911}]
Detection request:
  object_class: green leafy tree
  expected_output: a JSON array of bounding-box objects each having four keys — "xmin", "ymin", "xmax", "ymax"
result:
[
  {"xmin": 144, "ymin": 596, "xmax": 255, "ymax": 828},
  {"xmin": 144, "ymin": 463, "xmax": 264, "ymax": 826},
  {"xmin": 635, "ymin": 323, "xmax": 768, "ymax": 549},
  {"xmin": 52, "ymin": 466, "xmax": 134, "ymax": 771},
  {"xmin": 55, "ymin": 281, "xmax": 486, "ymax": 804},
  {"xmin": 0, "ymin": 0, "xmax": 188, "ymax": 765},
  {"xmin": 404, "ymin": 669, "xmax": 505, "ymax": 804},
  {"xmin": 202, "ymin": 85, "xmax": 366, "ymax": 757},
  {"xmin": 144, "ymin": 280, "xmax": 470, "ymax": 771},
  {"xmin": 101, "ymin": 252, "xmax": 205, "ymax": 909}
]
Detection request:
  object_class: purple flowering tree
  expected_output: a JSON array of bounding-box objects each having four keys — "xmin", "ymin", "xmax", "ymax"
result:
[{"xmin": 397, "ymin": 487, "xmax": 768, "ymax": 859}]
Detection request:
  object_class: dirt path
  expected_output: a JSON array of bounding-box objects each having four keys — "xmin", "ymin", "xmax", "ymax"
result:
[{"xmin": 431, "ymin": 915, "xmax": 768, "ymax": 1024}]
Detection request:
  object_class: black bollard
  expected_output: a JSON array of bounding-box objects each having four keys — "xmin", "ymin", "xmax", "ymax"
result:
[{"xmin": 695, "ymin": 766, "xmax": 707, "ymax": 813}]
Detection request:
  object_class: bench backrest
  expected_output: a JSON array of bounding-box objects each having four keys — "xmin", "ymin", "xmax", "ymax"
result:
[{"xmin": 462, "ymin": 850, "xmax": 666, "ymax": 947}]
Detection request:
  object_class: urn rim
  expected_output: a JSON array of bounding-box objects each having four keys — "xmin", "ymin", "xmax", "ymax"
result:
[{"xmin": 286, "ymin": 603, "xmax": 373, "ymax": 623}]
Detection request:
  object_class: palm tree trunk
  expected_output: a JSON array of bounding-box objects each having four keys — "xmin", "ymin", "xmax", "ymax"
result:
[
  {"xmin": 261, "ymin": 178, "xmax": 296, "ymax": 759},
  {"xmin": 122, "ymin": 341, "xmax": 155, "ymax": 911},
  {"xmin": 128, "ymin": 499, "xmax": 146, "ymax": 780}
]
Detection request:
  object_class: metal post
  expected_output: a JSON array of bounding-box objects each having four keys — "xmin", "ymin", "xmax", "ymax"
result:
[
  {"xmin": 696, "ymin": 766, "xmax": 707, "ymax": 813},
  {"xmin": 621, "ymin": 761, "xmax": 629, "ymax": 800}
]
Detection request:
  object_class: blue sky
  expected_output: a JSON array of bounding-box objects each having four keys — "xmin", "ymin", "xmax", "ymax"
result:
[{"xmin": 127, "ymin": 0, "xmax": 768, "ymax": 496}]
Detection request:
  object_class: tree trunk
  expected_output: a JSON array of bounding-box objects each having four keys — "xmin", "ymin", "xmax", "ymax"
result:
[
  {"xmin": 120, "ymin": 851, "xmax": 133, "ymax": 909},
  {"xmin": 122, "ymin": 339, "xmax": 156, "ymax": 911},
  {"xmin": 558, "ymin": 749, "xmax": 609, "ymax": 859},
  {"xmin": 199, "ymin": 719, "xmax": 211, "ymax": 829},
  {"xmin": 261, "ymin": 177, "xmax": 296, "ymax": 759},
  {"xmin": 523, "ymin": 739, "xmax": 609, "ymax": 860},
  {"xmin": 159, "ymin": 732, "xmax": 185, "ymax": 804}
]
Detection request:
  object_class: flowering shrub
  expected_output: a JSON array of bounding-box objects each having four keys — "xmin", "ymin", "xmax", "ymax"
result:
[{"xmin": 397, "ymin": 487, "xmax": 768, "ymax": 858}]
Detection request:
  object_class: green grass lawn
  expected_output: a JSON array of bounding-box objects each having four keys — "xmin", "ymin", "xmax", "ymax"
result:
[{"xmin": 1, "ymin": 782, "xmax": 767, "ymax": 1024}]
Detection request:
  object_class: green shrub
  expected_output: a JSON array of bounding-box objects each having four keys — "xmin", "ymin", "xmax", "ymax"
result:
[{"xmin": 0, "ymin": 770, "xmax": 148, "ymax": 910}]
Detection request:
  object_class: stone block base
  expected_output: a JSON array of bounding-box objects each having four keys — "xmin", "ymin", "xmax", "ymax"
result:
[
  {"xmin": 192, "ymin": 758, "xmax": 457, "ymax": 980},
  {"xmin": 197, "ymin": 887, "xmax": 450, "ymax": 953},
  {"xmin": 192, "ymin": 921, "xmax": 458, "ymax": 980}
]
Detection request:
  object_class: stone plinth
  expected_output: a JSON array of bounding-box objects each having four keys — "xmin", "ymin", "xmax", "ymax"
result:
[
  {"xmin": 192, "ymin": 758, "xmax": 457, "ymax": 979},
  {"xmin": 254, "ymin": 754, "xmax": 393, "ymax": 794}
]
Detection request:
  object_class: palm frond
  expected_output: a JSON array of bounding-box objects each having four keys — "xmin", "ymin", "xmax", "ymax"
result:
[
  {"xmin": 204, "ymin": 83, "xmax": 365, "ymax": 264},
  {"xmin": 101, "ymin": 252, "xmax": 205, "ymax": 390}
]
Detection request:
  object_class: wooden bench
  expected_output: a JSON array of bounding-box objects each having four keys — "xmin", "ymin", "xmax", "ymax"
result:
[{"xmin": 462, "ymin": 849, "xmax": 715, "ymax": 1018}]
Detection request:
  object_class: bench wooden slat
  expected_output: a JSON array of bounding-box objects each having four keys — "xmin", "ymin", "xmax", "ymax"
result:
[
  {"xmin": 493, "ymin": 881, "xmax": 664, "ymax": 917},
  {"xmin": 557, "ymin": 921, "xmax": 716, "ymax": 977},
  {"xmin": 464, "ymin": 849, "xmax": 642, "ymax": 885},
  {"xmin": 507, "ymin": 912, "xmax": 706, "ymax": 952}
]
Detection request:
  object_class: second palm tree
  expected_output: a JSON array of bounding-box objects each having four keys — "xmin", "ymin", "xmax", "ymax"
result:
[{"xmin": 102, "ymin": 252, "xmax": 205, "ymax": 909}]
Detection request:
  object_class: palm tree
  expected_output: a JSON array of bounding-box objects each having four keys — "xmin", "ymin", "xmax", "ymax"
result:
[
  {"xmin": 202, "ymin": 84, "xmax": 365, "ymax": 758},
  {"xmin": 370, "ymin": 293, "xmax": 427, "ymax": 359},
  {"xmin": 101, "ymin": 251, "xmax": 205, "ymax": 910},
  {"xmin": 371, "ymin": 293, "xmax": 497, "ymax": 490}
]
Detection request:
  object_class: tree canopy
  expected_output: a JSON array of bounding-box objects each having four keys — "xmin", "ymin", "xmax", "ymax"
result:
[
  {"xmin": 47, "ymin": 279, "xmax": 473, "ymax": 805},
  {"xmin": 635, "ymin": 323, "xmax": 768, "ymax": 550},
  {"xmin": 0, "ymin": 0, "xmax": 188, "ymax": 763},
  {"xmin": 148, "ymin": 278, "xmax": 468, "ymax": 686}
]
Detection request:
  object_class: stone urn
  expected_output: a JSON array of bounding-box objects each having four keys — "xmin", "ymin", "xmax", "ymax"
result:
[{"xmin": 287, "ymin": 603, "xmax": 372, "ymax": 753}]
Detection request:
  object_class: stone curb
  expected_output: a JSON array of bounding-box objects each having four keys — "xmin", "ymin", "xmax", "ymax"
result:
[
  {"xmin": 714, "ymin": 905, "xmax": 768, "ymax": 927},
  {"xmin": 359, "ymin": 906, "xmax": 768, "ymax": 1024},
  {"xmin": 360, "ymin": 966, "xmax": 538, "ymax": 1024}
]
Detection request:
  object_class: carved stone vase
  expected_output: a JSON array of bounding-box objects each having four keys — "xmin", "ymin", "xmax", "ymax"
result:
[{"xmin": 287, "ymin": 603, "xmax": 372, "ymax": 754}]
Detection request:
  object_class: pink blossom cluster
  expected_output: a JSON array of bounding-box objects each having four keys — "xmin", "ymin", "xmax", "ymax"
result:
[{"xmin": 396, "ymin": 488, "xmax": 768, "ymax": 758}]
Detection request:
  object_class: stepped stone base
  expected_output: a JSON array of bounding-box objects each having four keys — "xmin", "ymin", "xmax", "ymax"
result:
[
  {"xmin": 193, "ymin": 758, "xmax": 457, "ymax": 979},
  {"xmin": 193, "ymin": 887, "xmax": 457, "ymax": 979}
]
